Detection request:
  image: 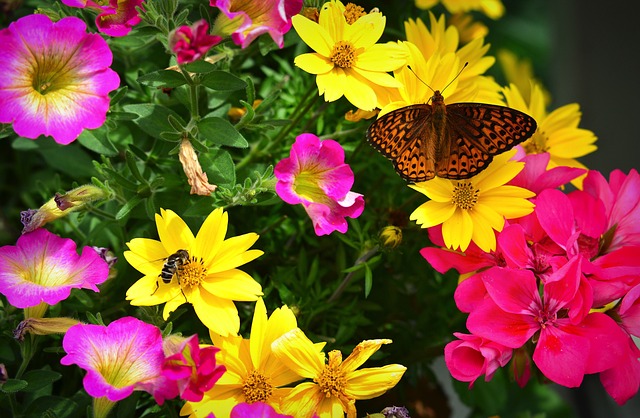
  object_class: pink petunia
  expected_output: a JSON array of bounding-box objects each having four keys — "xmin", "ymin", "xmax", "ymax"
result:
[
  {"xmin": 231, "ymin": 402, "xmax": 294, "ymax": 418},
  {"xmin": 444, "ymin": 332, "xmax": 512, "ymax": 387},
  {"xmin": 0, "ymin": 228, "xmax": 109, "ymax": 309},
  {"xmin": 60, "ymin": 317, "xmax": 165, "ymax": 401},
  {"xmin": 274, "ymin": 133, "xmax": 364, "ymax": 236},
  {"xmin": 169, "ymin": 20, "xmax": 222, "ymax": 65},
  {"xmin": 211, "ymin": 0, "xmax": 303, "ymax": 48},
  {"xmin": 62, "ymin": 0, "xmax": 145, "ymax": 37},
  {"xmin": 0, "ymin": 14, "xmax": 120, "ymax": 144},
  {"xmin": 155, "ymin": 334, "xmax": 226, "ymax": 404}
]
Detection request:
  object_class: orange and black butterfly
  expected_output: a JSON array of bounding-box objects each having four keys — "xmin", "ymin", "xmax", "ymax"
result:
[{"xmin": 366, "ymin": 69, "xmax": 537, "ymax": 183}]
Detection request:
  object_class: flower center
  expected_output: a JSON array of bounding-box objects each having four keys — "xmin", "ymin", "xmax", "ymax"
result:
[
  {"xmin": 293, "ymin": 171, "xmax": 329, "ymax": 204},
  {"xmin": 523, "ymin": 131, "xmax": 548, "ymax": 154},
  {"xmin": 314, "ymin": 354, "xmax": 347, "ymax": 398},
  {"xmin": 452, "ymin": 182, "xmax": 479, "ymax": 210},
  {"xmin": 178, "ymin": 257, "xmax": 207, "ymax": 289},
  {"xmin": 330, "ymin": 41, "xmax": 356, "ymax": 68},
  {"xmin": 343, "ymin": 3, "xmax": 366, "ymax": 24},
  {"xmin": 242, "ymin": 370, "xmax": 274, "ymax": 403}
]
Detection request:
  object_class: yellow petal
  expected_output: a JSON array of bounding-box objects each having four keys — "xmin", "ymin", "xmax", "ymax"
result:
[
  {"xmin": 280, "ymin": 382, "xmax": 325, "ymax": 418},
  {"xmin": 410, "ymin": 178, "xmax": 453, "ymax": 202},
  {"xmin": 351, "ymin": 66, "xmax": 403, "ymax": 88},
  {"xmin": 345, "ymin": 364, "xmax": 407, "ymax": 399},
  {"xmin": 295, "ymin": 53, "xmax": 334, "ymax": 74},
  {"xmin": 355, "ymin": 43, "xmax": 407, "ymax": 72},
  {"xmin": 341, "ymin": 339, "xmax": 392, "ymax": 373},
  {"xmin": 272, "ymin": 328, "xmax": 324, "ymax": 378},
  {"xmin": 126, "ymin": 275, "xmax": 171, "ymax": 305},
  {"xmin": 201, "ymin": 269, "xmax": 262, "ymax": 300},
  {"xmin": 156, "ymin": 209, "xmax": 195, "ymax": 253},
  {"xmin": 410, "ymin": 201, "xmax": 456, "ymax": 228},
  {"xmin": 292, "ymin": 14, "xmax": 333, "ymax": 57},
  {"xmin": 194, "ymin": 207, "xmax": 227, "ymax": 265},
  {"xmin": 342, "ymin": 72, "xmax": 378, "ymax": 111},
  {"xmin": 442, "ymin": 209, "xmax": 473, "ymax": 251},
  {"xmin": 191, "ymin": 290, "xmax": 240, "ymax": 336},
  {"xmin": 317, "ymin": 69, "xmax": 346, "ymax": 102},
  {"xmin": 346, "ymin": 12, "xmax": 385, "ymax": 49},
  {"xmin": 210, "ymin": 233, "xmax": 262, "ymax": 271},
  {"xmin": 249, "ymin": 297, "xmax": 268, "ymax": 369},
  {"xmin": 319, "ymin": 0, "xmax": 345, "ymax": 42}
]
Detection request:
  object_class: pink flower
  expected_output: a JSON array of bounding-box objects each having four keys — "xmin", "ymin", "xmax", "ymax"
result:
[
  {"xmin": 211, "ymin": 0, "xmax": 303, "ymax": 48},
  {"xmin": 156, "ymin": 334, "xmax": 226, "ymax": 404},
  {"xmin": 274, "ymin": 133, "xmax": 364, "ymax": 236},
  {"xmin": 465, "ymin": 258, "xmax": 629, "ymax": 388},
  {"xmin": 62, "ymin": 0, "xmax": 144, "ymax": 37},
  {"xmin": 599, "ymin": 337, "xmax": 640, "ymax": 405},
  {"xmin": 510, "ymin": 152, "xmax": 586, "ymax": 195},
  {"xmin": 170, "ymin": 20, "xmax": 222, "ymax": 65},
  {"xmin": 0, "ymin": 229, "xmax": 109, "ymax": 309},
  {"xmin": 231, "ymin": 402, "xmax": 294, "ymax": 418},
  {"xmin": 60, "ymin": 317, "xmax": 165, "ymax": 401},
  {"xmin": 444, "ymin": 332, "xmax": 512, "ymax": 387},
  {"xmin": 0, "ymin": 14, "xmax": 120, "ymax": 144}
]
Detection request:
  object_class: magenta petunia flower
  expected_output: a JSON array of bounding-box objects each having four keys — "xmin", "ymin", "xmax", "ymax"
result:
[
  {"xmin": 0, "ymin": 14, "xmax": 120, "ymax": 144},
  {"xmin": 444, "ymin": 332, "xmax": 512, "ymax": 387},
  {"xmin": 274, "ymin": 133, "xmax": 365, "ymax": 236},
  {"xmin": 156, "ymin": 334, "xmax": 226, "ymax": 404},
  {"xmin": 61, "ymin": 0, "xmax": 145, "ymax": 37},
  {"xmin": 0, "ymin": 228, "xmax": 109, "ymax": 309},
  {"xmin": 169, "ymin": 20, "xmax": 222, "ymax": 65},
  {"xmin": 231, "ymin": 402, "xmax": 294, "ymax": 418},
  {"xmin": 60, "ymin": 317, "xmax": 165, "ymax": 401},
  {"xmin": 211, "ymin": 0, "xmax": 303, "ymax": 48}
]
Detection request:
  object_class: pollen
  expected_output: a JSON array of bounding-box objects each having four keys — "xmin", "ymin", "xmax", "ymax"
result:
[
  {"xmin": 452, "ymin": 182, "xmax": 479, "ymax": 210},
  {"xmin": 523, "ymin": 131, "xmax": 548, "ymax": 154},
  {"xmin": 242, "ymin": 370, "xmax": 274, "ymax": 403},
  {"xmin": 178, "ymin": 256, "xmax": 207, "ymax": 288},
  {"xmin": 330, "ymin": 41, "xmax": 356, "ymax": 68},
  {"xmin": 343, "ymin": 3, "xmax": 366, "ymax": 24},
  {"xmin": 314, "ymin": 350, "xmax": 347, "ymax": 398}
]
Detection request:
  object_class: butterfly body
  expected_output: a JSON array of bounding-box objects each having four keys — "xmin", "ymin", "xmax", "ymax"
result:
[{"xmin": 366, "ymin": 90, "xmax": 537, "ymax": 183}]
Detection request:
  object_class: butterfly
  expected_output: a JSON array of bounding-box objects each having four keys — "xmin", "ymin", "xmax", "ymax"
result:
[{"xmin": 366, "ymin": 89, "xmax": 537, "ymax": 183}]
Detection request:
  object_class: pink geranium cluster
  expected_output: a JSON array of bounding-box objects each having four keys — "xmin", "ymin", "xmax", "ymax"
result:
[{"xmin": 424, "ymin": 153, "xmax": 640, "ymax": 405}]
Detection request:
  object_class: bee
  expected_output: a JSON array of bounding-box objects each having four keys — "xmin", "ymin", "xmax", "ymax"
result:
[{"xmin": 159, "ymin": 249, "xmax": 190, "ymax": 284}]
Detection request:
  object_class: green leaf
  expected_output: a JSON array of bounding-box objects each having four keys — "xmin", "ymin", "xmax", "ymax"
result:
[
  {"xmin": 1, "ymin": 378, "xmax": 28, "ymax": 393},
  {"xmin": 77, "ymin": 129, "xmax": 118, "ymax": 157},
  {"xmin": 138, "ymin": 70, "xmax": 188, "ymax": 88},
  {"xmin": 22, "ymin": 370, "xmax": 62, "ymax": 393},
  {"xmin": 201, "ymin": 149, "xmax": 235, "ymax": 187},
  {"xmin": 122, "ymin": 103, "xmax": 185, "ymax": 139},
  {"xmin": 11, "ymin": 136, "xmax": 38, "ymax": 150},
  {"xmin": 182, "ymin": 60, "xmax": 217, "ymax": 73},
  {"xmin": 198, "ymin": 117, "xmax": 248, "ymax": 148},
  {"xmin": 364, "ymin": 263, "xmax": 373, "ymax": 298},
  {"xmin": 115, "ymin": 195, "xmax": 142, "ymax": 220},
  {"xmin": 200, "ymin": 71, "xmax": 247, "ymax": 91},
  {"xmin": 23, "ymin": 395, "xmax": 79, "ymax": 418}
]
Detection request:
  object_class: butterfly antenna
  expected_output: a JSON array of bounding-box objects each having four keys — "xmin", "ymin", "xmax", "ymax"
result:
[
  {"xmin": 441, "ymin": 61, "xmax": 469, "ymax": 94},
  {"xmin": 407, "ymin": 65, "xmax": 435, "ymax": 94}
]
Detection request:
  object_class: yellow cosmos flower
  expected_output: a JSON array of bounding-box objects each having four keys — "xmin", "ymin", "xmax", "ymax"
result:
[
  {"xmin": 502, "ymin": 81, "xmax": 597, "ymax": 188},
  {"xmin": 415, "ymin": 0, "xmax": 505, "ymax": 20},
  {"xmin": 272, "ymin": 328, "xmax": 406, "ymax": 418},
  {"xmin": 291, "ymin": 0, "xmax": 407, "ymax": 111},
  {"xmin": 376, "ymin": 13, "xmax": 502, "ymax": 114},
  {"xmin": 181, "ymin": 298, "xmax": 308, "ymax": 417},
  {"xmin": 124, "ymin": 208, "xmax": 263, "ymax": 336},
  {"xmin": 409, "ymin": 150, "xmax": 535, "ymax": 252},
  {"xmin": 497, "ymin": 49, "xmax": 550, "ymax": 106}
]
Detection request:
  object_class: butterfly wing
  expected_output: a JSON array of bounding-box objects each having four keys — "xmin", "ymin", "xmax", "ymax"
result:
[
  {"xmin": 436, "ymin": 103, "xmax": 537, "ymax": 179},
  {"xmin": 366, "ymin": 104, "xmax": 436, "ymax": 182}
]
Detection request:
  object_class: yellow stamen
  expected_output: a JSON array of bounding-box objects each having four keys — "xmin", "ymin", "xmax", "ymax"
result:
[
  {"xmin": 343, "ymin": 3, "xmax": 366, "ymax": 24},
  {"xmin": 330, "ymin": 41, "xmax": 356, "ymax": 68},
  {"xmin": 315, "ymin": 350, "xmax": 347, "ymax": 398},
  {"xmin": 523, "ymin": 131, "xmax": 548, "ymax": 154},
  {"xmin": 452, "ymin": 182, "xmax": 479, "ymax": 210},
  {"xmin": 242, "ymin": 370, "xmax": 274, "ymax": 403},
  {"xmin": 178, "ymin": 257, "xmax": 207, "ymax": 288}
]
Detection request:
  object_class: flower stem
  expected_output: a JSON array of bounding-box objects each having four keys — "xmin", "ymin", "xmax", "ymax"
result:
[{"xmin": 15, "ymin": 335, "xmax": 37, "ymax": 379}]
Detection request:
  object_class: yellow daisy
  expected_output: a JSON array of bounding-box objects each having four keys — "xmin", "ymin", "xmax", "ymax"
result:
[
  {"xmin": 409, "ymin": 149, "xmax": 535, "ymax": 252},
  {"xmin": 415, "ymin": 0, "xmax": 505, "ymax": 20},
  {"xmin": 124, "ymin": 207, "xmax": 263, "ymax": 336},
  {"xmin": 291, "ymin": 0, "xmax": 407, "ymax": 111},
  {"xmin": 502, "ymin": 81, "xmax": 597, "ymax": 188},
  {"xmin": 376, "ymin": 13, "xmax": 502, "ymax": 115},
  {"xmin": 272, "ymin": 328, "xmax": 406, "ymax": 418},
  {"xmin": 180, "ymin": 298, "xmax": 308, "ymax": 417}
]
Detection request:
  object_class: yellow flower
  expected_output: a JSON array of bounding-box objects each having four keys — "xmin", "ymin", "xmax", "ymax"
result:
[
  {"xmin": 497, "ymin": 49, "xmax": 550, "ymax": 106},
  {"xmin": 124, "ymin": 208, "xmax": 263, "ymax": 336},
  {"xmin": 502, "ymin": 81, "xmax": 597, "ymax": 188},
  {"xmin": 272, "ymin": 328, "xmax": 406, "ymax": 418},
  {"xmin": 376, "ymin": 13, "xmax": 502, "ymax": 115},
  {"xmin": 415, "ymin": 0, "xmax": 505, "ymax": 20},
  {"xmin": 291, "ymin": 0, "xmax": 407, "ymax": 111},
  {"xmin": 449, "ymin": 13, "xmax": 489, "ymax": 43},
  {"xmin": 181, "ymin": 298, "xmax": 307, "ymax": 417},
  {"xmin": 409, "ymin": 149, "xmax": 535, "ymax": 252}
]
